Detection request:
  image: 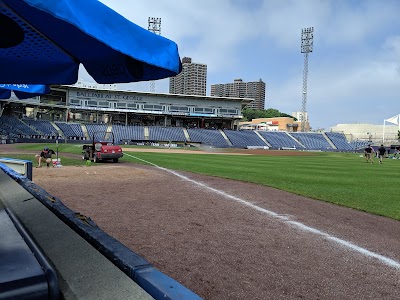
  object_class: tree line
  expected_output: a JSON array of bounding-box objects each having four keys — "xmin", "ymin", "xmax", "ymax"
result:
[{"xmin": 242, "ymin": 108, "xmax": 296, "ymax": 121}]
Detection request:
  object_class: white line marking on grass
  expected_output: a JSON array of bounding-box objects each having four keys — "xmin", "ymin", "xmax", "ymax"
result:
[{"xmin": 125, "ymin": 153, "xmax": 400, "ymax": 270}]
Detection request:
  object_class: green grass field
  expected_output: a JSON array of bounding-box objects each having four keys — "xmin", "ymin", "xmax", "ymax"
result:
[
  {"xmin": 0, "ymin": 143, "xmax": 86, "ymax": 166},
  {"xmin": 2, "ymin": 144, "xmax": 399, "ymax": 221},
  {"xmin": 14, "ymin": 143, "xmax": 85, "ymax": 155},
  {"xmin": 121, "ymin": 151, "xmax": 400, "ymax": 220}
]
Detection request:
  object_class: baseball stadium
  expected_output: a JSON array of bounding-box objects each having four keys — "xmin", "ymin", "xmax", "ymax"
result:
[
  {"xmin": 1, "ymin": 83, "xmax": 400, "ymax": 300},
  {"xmin": 1, "ymin": 1, "xmax": 400, "ymax": 299},
  {"xmin": 2, "ymin": 83, "xmax": 397, "ymax": 151}
]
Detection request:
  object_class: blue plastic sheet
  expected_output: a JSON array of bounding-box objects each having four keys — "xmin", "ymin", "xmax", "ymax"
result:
[
  {"xmin": 0, "ymin": 84, "xmax": 49, "ymax": 99},
  {"xmin": 0, "ymin": 0, "xmax": 181, "ymax": 84}
]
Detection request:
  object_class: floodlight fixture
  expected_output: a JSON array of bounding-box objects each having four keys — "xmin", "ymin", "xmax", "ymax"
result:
[
  {"xmin": 148, "ymin": 17, "xmax": 162, "ymax": 35},
  {"xmin": 148, "ymin": 17, "xmax": 162, "ymax": 92},
  {"xmin": 300, "ymin": 27, "xmax": 314, "ymax": 132},
  {"xmin": 301, "ymin": 27, "xmax": 314, "ymax": 53}
]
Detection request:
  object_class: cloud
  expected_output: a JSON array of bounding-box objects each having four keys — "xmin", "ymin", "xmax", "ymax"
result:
[
  {"xmin": 99, "ymin": 0, "xmax": 257, "ymax": 71},
  {"xmin": 90, "ymin": 1, "xmax": 400, "ymax": 129},
  {"xmin": 255, "ymin": 0, "xmax": 400, "ymax": 49},
  {"xmin": 270, "ymin": 34, "xmax": 400, "ymax": 129},
  {"xmin": 381, "ymin": 36, "xmax": 400, "ymax": 75}
]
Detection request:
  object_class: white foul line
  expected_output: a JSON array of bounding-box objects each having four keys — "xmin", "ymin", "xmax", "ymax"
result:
[{"xmin": 125, "ymin": 153, "xmax": 400, "ymax": 270}]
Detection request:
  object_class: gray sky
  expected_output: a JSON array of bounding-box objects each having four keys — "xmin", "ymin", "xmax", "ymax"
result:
[{"xmin": 78, "ymin": 0, "xmax": 400, "ymax": 130}]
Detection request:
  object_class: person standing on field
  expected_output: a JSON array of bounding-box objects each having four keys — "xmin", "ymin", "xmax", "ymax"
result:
[
  {"xmin": 364, "ymin": 144, "xmax": 374, "ymax": 163},
  {"xmin": 377, "ymin": 145, "xmax": 386, "ymax": 164}
]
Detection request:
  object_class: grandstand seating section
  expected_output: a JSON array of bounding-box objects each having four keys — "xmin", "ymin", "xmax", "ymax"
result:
[
  {"xmin": 55, "ymin": 122, "xmax": 85, "ymax": 139},
  {"xmin": 0, "ymin": 116, "xmax": 360, "ymax": 151},
  {"xmin": 148, "ymin": 126, "xmax": 186, "ymax": 142},
  {"xmin": 85, "ymin": 124, "xmax": 108, "ymax": 140},
  {"xmin": 325, "ymin": 132, "xmax": 353, "ymax": 151},
  {"xmin": 289, "ymin": 132, "xmax": 334, "ymax": 150},
  {"xmin": 223, "ymin": 130, "xmax": 267, "ymax": 148},
  {"xmin": 112, "ymin": 124, "xmax": 145, "ymax": 142},
  {"xmin": 187, "ymin": 128, "xmax": 229, "ymax": 147},
  {"xmin": 23, "ymin": 119, "xmax": 59, "ymax": 136},
  {"xmin": 348, "ymin": 140, "xmax": 370, "ymax": 150},
  {"xmin": 0, "ymin": 116, "xmax": 39, "ymax": 137},
  {"xmin": 258, "ymin": 131, "xmax": 305, "ymax": 149}
]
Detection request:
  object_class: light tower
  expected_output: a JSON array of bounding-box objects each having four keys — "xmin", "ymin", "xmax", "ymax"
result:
[
  {"xmin": 148, "ymin": 17, "xmax": 161, "ymax": 93},
  {"xmin": 300, "ymin": 27, "xmax": 314, "ymax": 132}
]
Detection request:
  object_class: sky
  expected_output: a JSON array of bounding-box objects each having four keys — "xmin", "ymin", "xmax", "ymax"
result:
[{"xmin": 78, "ymin": 0, "xmax": 400, "ymax": 130}]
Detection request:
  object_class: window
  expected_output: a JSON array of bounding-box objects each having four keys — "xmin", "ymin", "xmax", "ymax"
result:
[
  {"xmin": 98, "ymin": 101, "xmax": 108, "ymax": 108},
  {"xmin": 143, "ymin": 104, "xmax": 163, "ymax": 111},
  {"xmin": 127, "ymin": 103, "xmax": 138, "ymax": 109},
  {"xmin": 194, "ymin": 107, "xmax": 214, "ymax": 114},
  {"xmin": 87, "ymin": 100, "xmax": 97, "ymax": 107},
  {"xmin": 220, "ymin": 109, "xmax": 238, "ymax": 115},
  {"xmin": 70, "ymin": 99, "xmax": 80, "ymax": 106},
  {"xmin": 116, "ymin": 102, "xmax": 127, "ymax": 108},
  {"xmin": 170, "ymin": 106, "xmax": 189, "ymax": 112}
]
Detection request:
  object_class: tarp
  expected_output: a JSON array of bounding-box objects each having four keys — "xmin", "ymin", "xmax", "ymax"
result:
[
  {"xmin": 0, "ymin": 0, "xmax": 181, "ymax": 84},
  {"xmin": 0, "ymin": 84, "xmax": 50, "ymax": 99}
]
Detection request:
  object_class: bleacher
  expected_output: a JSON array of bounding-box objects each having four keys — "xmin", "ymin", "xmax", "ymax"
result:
[
  {"xmin": 224, "ymin": 130, "xmax": 267, "ymax": 148},
  {"xmin": 111, "ymin": 124, "xmax": 145, "ymax": 142},
  {"xmin": 187, "ymin": 128, "xmax": 229, "ymax": 147},
  {"xmin": 0, "ymin": 115, "xmax": 38, "ymax": 137},
  {"xmin": 325, "ymin": 132, "xmax": 353, "ymax": 151},
  {"xmin": 85, "ymin": 124, "xmax": 108, "ymax": 140},
  {"xmin": 0, "ymin": 115, "xmax": 364, "ymax": 152},
  {"xmin": 258, "ymin": 131, "xmax": 304, "ymax": 149},
  {"xmin": 349, "ymin": 140, "xmax": 370, "ymax": 150},
  {"xmin": 23, "ymin": 119, "xmax": 58, "ymax": 137},
  {"xmin": 70, "ymin": 123, "xmax": 85, "ymax": 138},
  {"xmin": 289, "ymin": 132, "xmax": 334, "ymax": 150},
  {"xmin": 148, "ymin": 126, "xmax": 186, "ymax": 142},
  {"xmin": 55, "ymin": 122, "xmax": 85, "ymax": 139},
  {"xmin": 0, "ymin": 117, "xmax": 20, "ymax": 138}
]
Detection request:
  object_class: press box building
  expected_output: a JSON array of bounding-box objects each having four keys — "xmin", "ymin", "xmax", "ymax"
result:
[{"xmin": 1, "ymin": 82, "xmax": 252, "ymax": 130}]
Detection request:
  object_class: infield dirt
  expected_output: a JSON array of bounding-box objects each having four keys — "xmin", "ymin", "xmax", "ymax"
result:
[{"xmin": 2, "ymin": 144, "xmax": 400, "ymax": 299}]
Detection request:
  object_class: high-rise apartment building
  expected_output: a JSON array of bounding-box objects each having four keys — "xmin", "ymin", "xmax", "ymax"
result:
[
  {"xmin": 169, "ymin": 57, "xmax": 207, "ymax": 96},
  {"xmin": 210, "ymin": 79, "xmax": 266, "ymax": 110}
]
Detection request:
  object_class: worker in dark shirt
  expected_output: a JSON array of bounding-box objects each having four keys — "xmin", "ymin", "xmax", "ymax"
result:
[
  {"xmin": 377, "ymin": 145, "xmax": 386, "ymax": 164},
  {"xmin": 364, "ymin": 144, "xmax": 374, "ymax": 164},
  {"xmin": 35, "ymin": 146, "xmax": 55, "ymax": 168}
]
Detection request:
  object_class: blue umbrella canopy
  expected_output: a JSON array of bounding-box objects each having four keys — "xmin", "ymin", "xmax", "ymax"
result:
[
  {"xmin": 0, "ymin": 0, "xmax": 182, "ymax": 85},
  {"xmin": 0, "ymin": 84, "xmax": 50, "ymax": 99}
]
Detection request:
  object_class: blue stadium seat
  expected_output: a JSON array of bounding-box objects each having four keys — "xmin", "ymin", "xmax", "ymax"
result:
[
  {"xmin": 111, "ymin": 124, "xmax": 145, "ymax": 142},
  {"xmin": 224, "ymin": 130, "xmax": 267, "ymax": 148},
  {"xmin": 325, "ymin": 132, "xmax": 353, "ymax": 150},
  {"xmin": 289, "ymin": 132, "xmax": 334, "ymax": 150},
  {"xmin": 258, "ymin": 131, "xmax": 304, "ymax": 149},
  {"xmin": 54, "ymin": 122, "xmax": 85, "ymax": 139},
  {"xmin": 148, "ymin": 126, "xmax": 186, "ymax": 142},
  {"xmin": 85, "ymin": 124, "xmax": 108, "ymax": 140},
  {"xmin": 23, "ymin": 119, "xmax": 58, "ymax": 136},
  {"xmin": 0, "ymin": 115, "xmax": 38, "ymax": 137},
  {"xmin": 187, "ymin": 128, "xmax": 229, "ymax": 147}
]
